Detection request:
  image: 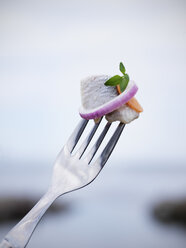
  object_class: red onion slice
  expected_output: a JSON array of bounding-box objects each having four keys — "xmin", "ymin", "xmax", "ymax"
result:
[{"xmin": 79, "ymin": 80, "xmax": 138, "ymax": 120}]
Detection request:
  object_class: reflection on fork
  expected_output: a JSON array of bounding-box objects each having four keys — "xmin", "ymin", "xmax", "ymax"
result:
[{"xmin": 0, "ymin": 118, "xmax": 125, "ymax": 248}]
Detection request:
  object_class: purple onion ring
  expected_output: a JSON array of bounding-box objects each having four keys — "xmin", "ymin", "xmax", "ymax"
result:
[{"xmin": 79, "ymin": 83, "xmax": 138, "ymax": 120}]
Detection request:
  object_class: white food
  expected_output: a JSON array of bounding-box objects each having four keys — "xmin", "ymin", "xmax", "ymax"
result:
[
  {"xmin": 80, "ymin": 75, "xmax": 139, "ymax": 124},
  {"xmin": 106, "ymin": 104, "xmax": 139, "ymax": 124},
  {"xmin": 81, "ymin": 75, "xmax": 117, "ymax": 109}
]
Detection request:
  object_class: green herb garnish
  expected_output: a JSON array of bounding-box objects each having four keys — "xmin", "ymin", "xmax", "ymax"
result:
[{"xmin": 104, "ymin": 62, "xmax": 130, "ymax": 92}]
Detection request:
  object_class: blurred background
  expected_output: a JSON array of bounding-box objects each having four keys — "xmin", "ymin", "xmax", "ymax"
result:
[{"xmin": 0, "ymin": 0, "xmax": 186, "ymax": 247}]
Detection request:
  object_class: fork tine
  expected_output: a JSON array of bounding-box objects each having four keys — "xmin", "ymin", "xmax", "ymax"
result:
[
  {"xmin": 66, "ymin": 119, "xmax": 88, "ymax": 153},
  {"xmin": 86, "ymin": 121, "xmax": 112, "ymax": 164},
  {"xmin": 93, "ymin": 122, "xmax": 125, "ymax": 168},
  {"xmin": 78, "ymin": 117, "xmax": 103, "ymax": 159}
]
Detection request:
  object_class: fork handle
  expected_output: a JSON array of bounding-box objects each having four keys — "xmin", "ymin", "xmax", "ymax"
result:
[{"xmin": 0, "ymin": 190, "xmax": 57, "ymax": 248}]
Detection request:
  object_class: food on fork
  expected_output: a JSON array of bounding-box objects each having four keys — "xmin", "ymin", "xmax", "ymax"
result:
[{"xmin": 79, "ymin": 62, "xmax": 143, "ymax": 124}]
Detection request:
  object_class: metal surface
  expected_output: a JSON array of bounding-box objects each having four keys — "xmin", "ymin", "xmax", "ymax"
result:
[{"xmin": 0, "ymin": 119, "xmax": 125, "ymax": 248}]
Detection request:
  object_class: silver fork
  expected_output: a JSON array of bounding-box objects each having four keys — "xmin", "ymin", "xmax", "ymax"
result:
[{"xmin": 0, "ymin": 118, "xmax": 125, "ymax": 248}]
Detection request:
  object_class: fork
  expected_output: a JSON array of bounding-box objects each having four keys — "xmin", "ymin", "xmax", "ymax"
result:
[{"xmin": 0, "ymin": 118, "xmax": 125, "ymax": 248}]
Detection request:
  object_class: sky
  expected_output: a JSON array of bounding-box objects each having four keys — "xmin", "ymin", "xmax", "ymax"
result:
[{"xmin": 0, "ymin": 0, "xmax": 186, "ymax": 166}]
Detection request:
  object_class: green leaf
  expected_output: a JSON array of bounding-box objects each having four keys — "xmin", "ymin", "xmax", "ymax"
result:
[
  {"xmin": 104, "ymin": 62, "xmax": 130, "ymax": 92},
  {"xmin": 119, "ymin": 62, "xmax": 126, "ymax": 75},
  {"xmin": 124, "ymin": 73, "xmax": 129, "ymax": 82},
  {"xmin": 120, "ymin": 77, "xmax": 129, "ymax": 92},
  {"xmin": 104, "ymin": 75, "xmax": 122, "ymax": 86}
]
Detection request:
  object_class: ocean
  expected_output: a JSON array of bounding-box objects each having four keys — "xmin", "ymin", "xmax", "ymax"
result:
[{"xmin": 0, "ymin": 159, "xmax": 186, "ymax": 248}]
